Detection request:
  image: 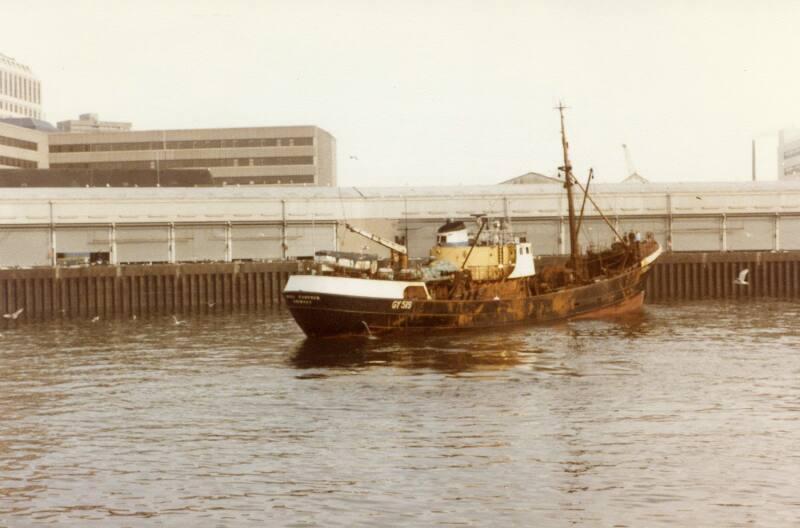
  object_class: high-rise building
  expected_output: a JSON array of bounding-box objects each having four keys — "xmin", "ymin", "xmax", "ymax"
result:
[
  {"xmin": 0, "ymin": 53, "xmax": 42, "ymax": 120},
  {"xmin": 778, "ymin": 129, "xmax": 800, "ymax": 180}
]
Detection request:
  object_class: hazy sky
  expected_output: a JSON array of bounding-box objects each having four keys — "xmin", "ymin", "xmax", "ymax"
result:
[{"xmin": 3, "ymin": 1, "xmax": 799, "ymax": 186}]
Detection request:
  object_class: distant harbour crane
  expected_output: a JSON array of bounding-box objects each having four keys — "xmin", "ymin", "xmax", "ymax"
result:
[{"xmin": 622, "ymin": 143, "xmax": 644, "ymax": 181}]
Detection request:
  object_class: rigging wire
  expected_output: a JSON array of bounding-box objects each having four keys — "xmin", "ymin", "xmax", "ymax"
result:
[
  {"xmin": 573, "ymin": 178, "xmax": 625, "ymax": 243},
  {"xmin": 337, "ymin": 186, "xmax": 349, "ymax": 250}
]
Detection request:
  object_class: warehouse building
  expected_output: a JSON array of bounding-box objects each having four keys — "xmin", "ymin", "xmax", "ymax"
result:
[{"xmin": 1, "ymin": 182, "xmax": 800, "ymax": 268}]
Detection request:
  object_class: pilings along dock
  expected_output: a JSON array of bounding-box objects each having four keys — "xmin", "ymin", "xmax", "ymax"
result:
[
  {"xmin": 645, "ymin": 251, "xmax": 800, "ymax": 302},
  {"xmin": 2, "ymin": 182, "xmax": 800, "ymax": 320},
  {"xmin": 0, "ymin": 262, "xmax": 298, "ymax": 320},
  {"xmin": 2, "ymin": 252, "xmax": 800, "ymax": 321}
]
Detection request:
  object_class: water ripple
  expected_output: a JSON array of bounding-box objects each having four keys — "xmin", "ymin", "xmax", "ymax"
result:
[{"xmin": 1, "ymin": 302, "xmax": 799, "ymax": 526}]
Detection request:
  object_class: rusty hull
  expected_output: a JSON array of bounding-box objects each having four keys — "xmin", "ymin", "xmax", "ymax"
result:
[{"xmin": 284, "ymin": 260, "xmax": 652, "ymax": 338}]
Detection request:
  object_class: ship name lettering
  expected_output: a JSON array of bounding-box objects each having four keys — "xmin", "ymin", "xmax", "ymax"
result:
[{"xmin": 391, "ymin": 300, "xmax": 413, "ymax": 310}]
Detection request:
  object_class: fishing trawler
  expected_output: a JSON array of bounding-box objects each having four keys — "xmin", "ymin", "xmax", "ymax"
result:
[{"xmin": 283, "ymin": 106, "xmax": 662, "ymax": 337}]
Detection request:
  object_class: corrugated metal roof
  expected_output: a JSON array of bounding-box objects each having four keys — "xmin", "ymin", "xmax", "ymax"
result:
[{"xmin": 2, "ymin": 181, "xmax": 800, "ymax": 201}]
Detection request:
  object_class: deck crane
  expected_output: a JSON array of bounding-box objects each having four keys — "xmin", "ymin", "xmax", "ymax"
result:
[{"xmin": 345, "ymin": 223, "xmax": 409, "ymax": 269}]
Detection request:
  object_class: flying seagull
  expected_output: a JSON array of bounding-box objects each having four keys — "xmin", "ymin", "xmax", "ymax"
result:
[
  {"xmin": 734, "ymin": 269, "xmax": 749, "ymax": 286},
  {"xmin": 172, "ymin": 315, "xmax": 186, "ymax": 325},
  {"xmin": 91, "ymin": 316, "xmax": 100, "ymax": 323},
  {"xmin": 3, "ymin": 308, "xmax": 23, "ymax": 320}
]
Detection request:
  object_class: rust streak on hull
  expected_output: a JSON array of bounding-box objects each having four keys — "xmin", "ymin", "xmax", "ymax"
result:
[{"xmin": 570, "ymin": 291, "xmax": 645, "ymax": 320}]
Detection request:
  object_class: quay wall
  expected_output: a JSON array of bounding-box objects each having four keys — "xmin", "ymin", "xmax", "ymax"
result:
[
  {"xmin": 537, "ymin": 251, "xmax": 800, "ymax": 303},
  {"xmin": 644, "ymin": 251, "xmax": 800, "ymax": 302},
  {"xmin": 0, "ymin": 261, "xmax": 298, "ymax": 322},
  {"xmin": 1, "ymin": 252, "xmax": 799, "ymax": 323}
]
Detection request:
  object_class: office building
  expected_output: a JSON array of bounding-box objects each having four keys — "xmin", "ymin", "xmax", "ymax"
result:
[
  {"xmin": 48, "ymin": 119, "xmax": 337, "ymax": 186},
  {"xmin": 0, "ymin": 168, "xmax": 213, "ymax": 187},
  {"xmin": 0, "ymin": 120, "xmax": 49, "ymax": 169},
  {"xmin": 0, "ymin": 53, "xmax": 42, "ymax": 119},
  {"xmin": 0, "ymin": 49, "xmax": 334, "ymax": 185},
  {"xmin": 57, "ymin": 113, "xmax": 132, "ymax": 133}
]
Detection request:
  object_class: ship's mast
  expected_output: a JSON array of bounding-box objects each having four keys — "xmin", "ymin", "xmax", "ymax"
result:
[{"xmin": 557, "ymin": 102, "xmax": 580, "ymax": 271}]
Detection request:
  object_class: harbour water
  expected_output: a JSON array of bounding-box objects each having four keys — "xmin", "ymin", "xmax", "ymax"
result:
[{"xmin": 1, "ymin": 302, "xmax": 799, "ymax": 526}]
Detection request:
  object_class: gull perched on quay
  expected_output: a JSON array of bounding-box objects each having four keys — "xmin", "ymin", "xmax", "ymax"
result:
[
  {"xmin": 3, "ymin": 308, "xmax": 23, "ymax": 320},
  {"xmin": 734, "ymin": 269, "xmax": 750, "ymax": 286}
]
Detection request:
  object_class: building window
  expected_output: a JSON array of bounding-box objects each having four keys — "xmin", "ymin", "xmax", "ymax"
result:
[
  {"xmin": 51, "ymin": 156, "xmax": 315, "ymax": 171},
  {"xmin": 0, "ymin": 155, "xmax": 37, "ymax": 168},
  {"xmin": 217, "ymin": 174, "xmax": 315, "ymax": 185},
  {"xmin": 49, "ymin": 136, "xmax": 315, "ymax": 153}
]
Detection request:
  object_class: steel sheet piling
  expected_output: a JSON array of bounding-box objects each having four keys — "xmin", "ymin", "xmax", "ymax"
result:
[
  {"xmin": 5, "ymin": 253, "xmax": 800, "ymax": 324},
  {"xmin": 639, "ymin": 251, "xmax": 800, "ymax": 302}
]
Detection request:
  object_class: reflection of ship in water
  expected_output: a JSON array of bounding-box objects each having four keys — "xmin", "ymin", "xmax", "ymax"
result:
[
  {"xmin": 284, "ymin": 105, "xmax": 662, "ymax": 338},
  {"xmin": 290, "ymin": 331, "xmax": 527, "ymax": 373},
  {"xmin": 291, "ymin": 307, "xmax": 656, "ymax": 374}
]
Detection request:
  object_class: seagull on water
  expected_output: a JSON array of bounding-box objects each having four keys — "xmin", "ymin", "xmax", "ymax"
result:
[
  {"xmin": 172, "ymin": 315, "xmax": 186, "ymax": 325},
  {"xmin": 734, "ymin": 268, "xmax": 749, "ymax": 286},
  {"xmin": 361, "ymin": 321, "xmax": 377, "ymax": 340},
  {"xmin": 3, "ymin": 308, "xmax": 23, "ymax": 320}
]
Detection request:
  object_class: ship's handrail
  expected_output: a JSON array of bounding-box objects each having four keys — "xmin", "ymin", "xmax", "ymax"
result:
[{"xmin": 473, "ymin": 231, "xmax": 529, "ymax": 246}]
